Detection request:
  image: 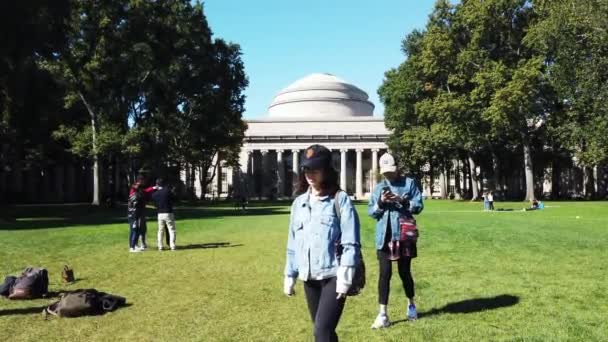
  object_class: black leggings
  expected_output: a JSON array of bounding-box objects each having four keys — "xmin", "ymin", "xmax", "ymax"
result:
[
  {"xmin": 303, "ymin": 277, "xmax": 346, "ymax": 342},
  {"xmin": 377, "ymin": 251, "xmax": 415, "ymax": 305}
]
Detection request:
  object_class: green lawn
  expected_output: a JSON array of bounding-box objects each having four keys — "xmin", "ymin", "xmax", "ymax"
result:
[{"xmin": 0, "ymin": 200, "xmax": 607, "ymax": 341}]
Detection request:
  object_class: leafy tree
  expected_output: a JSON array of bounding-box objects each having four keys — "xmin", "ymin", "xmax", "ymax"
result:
[{"xmin": 527, "ymin": 0, "xmax": 608, "ymax": 197}]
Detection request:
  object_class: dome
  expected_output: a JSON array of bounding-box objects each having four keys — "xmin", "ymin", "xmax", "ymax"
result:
[{"xmin": 268, "ymin": 73, "xmax": 375, "ymax": 119}]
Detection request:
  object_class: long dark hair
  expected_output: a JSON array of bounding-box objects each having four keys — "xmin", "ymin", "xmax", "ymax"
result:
[{"xmin": 296, "ymin": 166, "xmax": 340, "ymax": 195}]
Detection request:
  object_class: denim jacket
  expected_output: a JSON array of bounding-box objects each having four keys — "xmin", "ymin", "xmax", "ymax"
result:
[
  {"xmin": 284, "ymin": 190, "xmax": 361, "ymax": 282},
  {"xmin": 367, "ymin": 177, "xmax": 423, "ymax": 250}
]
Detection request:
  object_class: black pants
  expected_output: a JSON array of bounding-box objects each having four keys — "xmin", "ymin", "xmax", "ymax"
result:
[
  {"xmin": 377, "ymin": 250, "xmax": 415, "ymax": 305},
  {"xmin": 303, "ymin": 277, "xmax": 346, "ymax": 342}
]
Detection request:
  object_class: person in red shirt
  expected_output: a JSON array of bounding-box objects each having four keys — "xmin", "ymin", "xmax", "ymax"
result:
[{"xmin": 128, "ymin": 176, "xmax": 157, "ymax": 250}]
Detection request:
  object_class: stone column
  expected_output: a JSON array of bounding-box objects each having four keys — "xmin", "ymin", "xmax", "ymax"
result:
[
  {"xmin": 340, "ymin": 149, "xmax": 347, "ymax": 191},
  {"xmin": 292, "ymin": 149, "xmax": 299, "ymax": 195},
  {"xmin": 277, "ymin": 149, "xmax": 284, "ymax": 198},
  {"xmin": 292, "ymin": 149, "xmax": 299, "ymax": 175},
  {"xmin": 371, "ymin": 149, "xmax": 379, "ymax": 191},
  {"xmin": 246, "ymin": 150, "xmax": 253, "ymax": 197},
  {"xmin": 356, "ymin": 149, "xmax": 363, "ymax": 199},
  {"xmin": 261, "ymin": 149, "xmax": 269, "ymax": 199}
]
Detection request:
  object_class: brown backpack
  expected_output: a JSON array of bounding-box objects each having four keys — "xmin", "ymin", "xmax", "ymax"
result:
[{"xmin": 62, "ymin": 265, "xmax": 75, "ymax": 283}]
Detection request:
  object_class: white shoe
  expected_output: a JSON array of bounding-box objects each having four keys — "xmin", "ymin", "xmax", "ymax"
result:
[
  {"xmin": 129, "ymin": 248, "xmax": 141, "ymax": 253},
  {"xmin": 371, "ymin": 313, "xmax": 390, "ymax": 329},
  {"xmin": 170, "ymin": 246, "xmax": 176, "ymax": 251},
  {"xmin": 158, "ymin": 247, "xmax": 164, "ymax": 251},
  {"xmin": 137, "ymin": 245, "xmax": 146, "ymax": 251}
]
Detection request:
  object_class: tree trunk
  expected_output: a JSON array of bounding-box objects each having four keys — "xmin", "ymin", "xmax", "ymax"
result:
[
  {"xmin": 468, "ymin": 153, "xmax": 479, "ymax": 200},
  {"xmin": 584, "ymin": 166, "xmax": 595, "ymax": 199},
  {"xmin": 598, "ymin": 164, "xmax": 607, "ymax": 199},
  {"xmin": 454, "ymin": 159, "xmax": 461, "ymax": 199},
  {"xmin": 491, "ymin": 151, "xmax": 501, "ymax": 196},
  {"xmin": 78, "ymin": 92, "xmax": 100, "ymax": 205},
  {"xmin": 463, "ymin": 157, "xmax": 470, "ymax": 198},
  {"xmin": 440, "ymin": 166, "xmax": 448, "ymax": 199},
  {"xmin": 114, "ymin": 156, "xmax": 121, "ymax": 199},
  {"xmin": 551, "ymin": 159, "xmax": 561, "ymax": 199},
  {"xmin": 428, "ymin": 162, "xmax": 434, "ymax": 199},
  {"xmin": 522, "ymin": 140, "xmax": 535, "ymax": 201},
  {"xmin": 188, "ymin": 163, "xmax": 196, "ymax": 199}
]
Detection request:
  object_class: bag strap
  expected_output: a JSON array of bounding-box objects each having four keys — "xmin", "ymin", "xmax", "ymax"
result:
[{"xmin": 333, "ymin": 190, "xmax": 342, "ymax": 224}]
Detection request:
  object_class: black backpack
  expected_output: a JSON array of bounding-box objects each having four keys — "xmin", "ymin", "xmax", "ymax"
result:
[
  {"xmin": 8, "ymin": 267, "xmax": 49, "ymax": 299},
  {"xmin": 44, "ymin": 289, "xmax": 126, "ymax": 318},
  {"xmin": 333, "ymin": 190, "xmax": 366, "ymax": 296},
  {"xmin": 127, "ymin": 190, "xmax": 143, "ymax": 218}
]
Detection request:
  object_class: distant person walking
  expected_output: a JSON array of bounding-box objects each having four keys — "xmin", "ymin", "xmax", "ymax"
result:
[
  {"xmin": 151, "ymin": 178, "xmax": 177, "ymax": 251},
  {"xmin": 284, "ymin": 144, "xmax": 362, "ymax": 342},
  {"xmin": 368, "ymin": 153, "xmax": 424, "ymax": 329},
  {"xmin": 483, "ymin": 192, "xmax": 490, "ymax": 211},
  {"xmin": 488, "ymin": 192, "xmax": 494, "ymax": 211}
]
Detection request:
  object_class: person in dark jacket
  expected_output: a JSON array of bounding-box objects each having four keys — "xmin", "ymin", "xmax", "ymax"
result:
[
  {"xmin": 128, "ymin": 176, "xmax": 156, "ymax": 251},
  {"xmin": 151, "ymin": 178, "xmax": 177, "ymax": 251}
]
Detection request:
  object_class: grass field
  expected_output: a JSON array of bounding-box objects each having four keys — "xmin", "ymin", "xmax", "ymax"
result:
[{"xmin": 0, "ymin": 200, "xmax": 606, "ymax": 341}]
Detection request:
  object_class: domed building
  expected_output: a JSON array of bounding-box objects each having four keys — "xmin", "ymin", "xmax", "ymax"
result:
[{"xmin": 209, "ymin": 73, "xmax": 391, "ymax": 199}]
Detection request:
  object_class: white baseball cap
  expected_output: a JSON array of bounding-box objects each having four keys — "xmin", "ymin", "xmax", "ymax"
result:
[{"xmin": 379, "ymin": 153, "xmax": 397, "ymax": 174}]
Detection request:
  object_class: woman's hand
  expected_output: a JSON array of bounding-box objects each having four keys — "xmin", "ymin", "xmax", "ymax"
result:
[
  {"xmin": 284, "ymin": 277, "xmax": 295, "ymax": 297},
  {"xmin": 381, "ymin": 191, "xmax": 400, "ymax": 204}
]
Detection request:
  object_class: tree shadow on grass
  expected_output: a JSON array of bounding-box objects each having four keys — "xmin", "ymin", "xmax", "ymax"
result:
[
  {"xmin": 392, "ymin": 294, "xmax": 520, "ymax": 325},
  {"xmin": 0, "ymin": 204, "xmax": 288, "ymax": 231},
  {"xmin": 176, "ymin": 242, "xmax": 243, "ymax": 250},
  {"xmin": 0, "ymin": 305, "xmax": 48, "ymax": 316}
]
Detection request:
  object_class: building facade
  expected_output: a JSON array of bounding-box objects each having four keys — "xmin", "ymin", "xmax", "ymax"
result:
[{"xmin": 200, "ymin": 73, "xmax": 390, "ymax": 200}]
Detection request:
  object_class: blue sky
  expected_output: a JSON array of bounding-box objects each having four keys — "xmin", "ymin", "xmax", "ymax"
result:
[{"xmin": 204, "ymin": 0, "xmax": 438, "ymax": 119}]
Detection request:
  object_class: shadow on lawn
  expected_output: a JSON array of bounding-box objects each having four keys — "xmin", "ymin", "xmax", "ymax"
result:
[
  {"xmin": 0, "ymin": 204, "xmax": 288, "ymax": 231},
  {"xmin": 0, "ymin": 305, "xmax": 47, "ymax": 316},
  {"xmin": 393, "ymin": 294, "xmax": 520, "ymax": 324},
  {"xmin": 177, "ymin": 242, "xmax": 243, "ymax": 250}
]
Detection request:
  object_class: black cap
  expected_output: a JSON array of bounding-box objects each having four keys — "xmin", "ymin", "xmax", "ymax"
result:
[{"xmin": 301, "ymin": 144, "xmax": 332, "ymax": 170}]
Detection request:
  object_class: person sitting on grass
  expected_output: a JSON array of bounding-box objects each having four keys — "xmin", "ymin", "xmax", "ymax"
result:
[{"xmin": 524, "ymin": 199, "xmax": 540, "ymax": 211}]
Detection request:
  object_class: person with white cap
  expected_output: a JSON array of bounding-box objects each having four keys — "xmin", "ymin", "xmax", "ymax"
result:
[{"xmin": 368, "ymin": 152, "xmax": 423, "ymax": 329}]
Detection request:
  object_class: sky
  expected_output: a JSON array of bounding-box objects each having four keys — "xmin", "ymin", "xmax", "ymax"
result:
[{"xmin": 203, "ymin": 0, "xmax": 438, "ymax": 119}]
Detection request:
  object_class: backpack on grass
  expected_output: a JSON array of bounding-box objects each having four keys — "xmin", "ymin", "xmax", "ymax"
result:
[
  {"xmin": 44, "ymin": 289, "xmax": 126, "ymax": 318},
  {"xmin": 8, "ymin": 267, "xmax": 48, "ymax": 300}
]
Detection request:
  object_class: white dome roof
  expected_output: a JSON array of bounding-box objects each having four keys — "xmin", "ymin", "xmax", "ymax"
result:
[{"xmin": 268, "ymin": 73, "xmax": 374, "ymax": 119}]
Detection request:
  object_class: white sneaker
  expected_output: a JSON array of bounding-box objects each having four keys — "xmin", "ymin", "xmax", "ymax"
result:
[
  {"xmin": 170, "ymin": 246, "xmax": 176, "ymax": 251},
  {"xmin": 129, "ymin": 248, "xmax": 141, "ymax": 253},
  {"xmin": 137, "ymin": 245, "xmax": 146, "ymax": 251},
  {"xmin": 371, "ymin": 313, "xmax": 390, "ymax": 329}
]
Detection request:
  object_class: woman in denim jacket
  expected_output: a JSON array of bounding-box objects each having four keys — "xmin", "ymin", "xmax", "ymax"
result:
[
  {"xmin": 284, "ymin": 144, "xmax": 361, "ymax": 342},
  {"xmin": 368, "ymin": 153, "xmax": 423, "ymax": 329}
]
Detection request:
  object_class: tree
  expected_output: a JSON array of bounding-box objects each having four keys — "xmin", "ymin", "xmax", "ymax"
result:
[
  {"xmin": 0, "ymin": 0, "xmax": 71, "ymax": 194},
  {"xmin": 527, "ymin": 0, "xmax": 608, "ymax": 197}
]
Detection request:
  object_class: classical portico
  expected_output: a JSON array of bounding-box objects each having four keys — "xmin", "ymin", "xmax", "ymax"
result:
[{"xmin": 232, "ymin": 73, "xmax": 390, "ymax": 199}]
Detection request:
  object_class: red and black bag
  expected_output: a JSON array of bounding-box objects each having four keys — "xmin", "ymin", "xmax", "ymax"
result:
[{"xmin": 399, "ymin": 216, "xmax": 419, "ymax": 243}]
